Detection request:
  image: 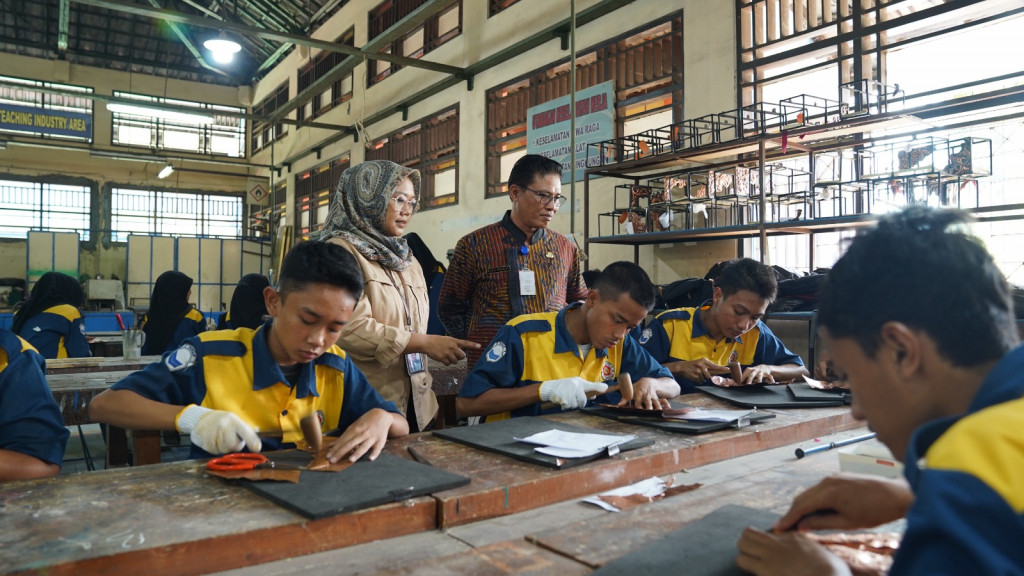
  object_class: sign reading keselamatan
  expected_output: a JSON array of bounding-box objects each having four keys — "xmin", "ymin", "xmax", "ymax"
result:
[
  {"xmin": 0, "ymin": 103, "xmax": 92, "ymax": 140},
  {"xmin": 527, "ymin": 80, "xmax": 614, "ymax": 183}
]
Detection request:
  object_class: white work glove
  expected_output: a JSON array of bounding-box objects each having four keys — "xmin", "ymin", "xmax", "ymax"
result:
[
  {"xmin": 538, "ymin": 377, "xmax": 608, "ymax": 410},
  {"xmin": 176, "ymin": 405, "xmax": 262, "ymax": 455}
]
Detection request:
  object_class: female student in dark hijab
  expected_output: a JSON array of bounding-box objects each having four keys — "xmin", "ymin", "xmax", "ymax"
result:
[
  {"xmin": 218, "ymin": 273, "xmax": 270, "ymax": 330},
  {"xmin": 11, "ymin": 272, "xmax": 91, "ymax": 359},
  {"xmin": 141, "ymin": 270, "xmax": 205, "ymax": 355}
]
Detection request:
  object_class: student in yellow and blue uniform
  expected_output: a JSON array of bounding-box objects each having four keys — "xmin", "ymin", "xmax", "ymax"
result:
[
  {"xmin": 737, "ymin": 207, "xmax": 1024, "ymax": 576},
  {"xmin": 11, "ymin": 271, "xmax": 91, "ymax": 359},
  {"xmin": 0, "ymin": 328, "xmax": 70, "ymax": 480},
  {"xmin": 457, "ymin": 261, "xmax": 677, "ymax": 421},
  {"xmin": 640, "ymin": 258, "xmax": 806, "ymax": 394},
  {"xmin": 89, "ymin": 241, "xmax": 409, "ymax": 462},
  {"xmin": 141, "ymin": 270, "xmax": 206, "ymax": 355}
]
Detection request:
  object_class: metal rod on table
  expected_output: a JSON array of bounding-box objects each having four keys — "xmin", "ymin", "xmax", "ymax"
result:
[{"xmin": 795, "ymin": 432, "xmax": 877, "ymax": 459}]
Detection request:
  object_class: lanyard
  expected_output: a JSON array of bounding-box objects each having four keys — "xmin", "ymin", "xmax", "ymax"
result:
[{"xmin": 382, "ymin": 268, "xmax": 413, "ymax": 330}]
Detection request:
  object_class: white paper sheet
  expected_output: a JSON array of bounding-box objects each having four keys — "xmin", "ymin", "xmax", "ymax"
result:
[{"xmin": 514, "ymin": 429, "xmax": 635, "ymax": 458}]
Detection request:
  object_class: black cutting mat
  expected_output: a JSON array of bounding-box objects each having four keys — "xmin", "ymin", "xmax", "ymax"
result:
[
  {"xmin": 581, "ymin": 405, "xmax": 775, "ymax": 434},
  {"xmin": 432, "ymin": 416, "xmax": 653, "ymax": 469},
  {"xmin": 592, "ymin": 505, "xmax": 779, "ymax": 576},
  {"xmin": 697, "ymin": 384, "xmax": 846, "ymax": 408},
  {"xmin": 241, "ymin": 451, "xmax": 470, "ymax": 520},
  {"xmin": 788, "ymin": 382, "xmax": 850, "ymax": 403}
]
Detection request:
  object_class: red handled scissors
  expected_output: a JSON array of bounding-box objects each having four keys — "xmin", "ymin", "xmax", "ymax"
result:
[{"xmin": 207, "ymin": 453, "xmax": 297, "ymax": 471}]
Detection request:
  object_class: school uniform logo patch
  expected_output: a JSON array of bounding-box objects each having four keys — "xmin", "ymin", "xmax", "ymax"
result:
[
  {"xmin": 601, "ymin": 360, "xmax": 615, "ymax": 381},
  {"xmin": 486, "ymin": 342, "xmax": 506, "ymax": 362},
  {"xmin": 165, "ymin": 343, "xmax": 197, "ymax": 372},
  {"xmin": 639, "ymin": 328, "xmax": 652, "ymax": 344}
]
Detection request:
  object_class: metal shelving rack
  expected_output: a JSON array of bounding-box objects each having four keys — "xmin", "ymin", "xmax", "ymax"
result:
[{"xmin": 582, "ymin": 86, "xmax": 1012, "ymax": 267}]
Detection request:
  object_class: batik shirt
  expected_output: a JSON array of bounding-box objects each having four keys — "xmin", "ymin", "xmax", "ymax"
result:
[{"xmin": 439, "ymin": 210, "xmax": 587, "ymax": 367}]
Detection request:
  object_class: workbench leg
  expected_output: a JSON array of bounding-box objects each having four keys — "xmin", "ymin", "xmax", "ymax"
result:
[
  {"xmin": 106, "ymin": 425, "xmax": 131, "ymax": 468},
  {"xmin": 133, "ymin": 430, "xmax": 163, "ymax": 466}
]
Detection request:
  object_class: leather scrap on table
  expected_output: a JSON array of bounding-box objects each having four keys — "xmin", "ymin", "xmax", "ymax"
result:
[
  {"xmin": 207, "ymin": 468, "xmax": 301, "ymax": 483},
  {"xmin": 805, "ymin": 532, "xmax": 900, "ymax": 576},
  {"xmin": 596, "ymin": 479, "xmax": 702, "ymax": 511},
  {"xmin": 296, "ymin": 435, "xmax": 356, "ymax": 472}
]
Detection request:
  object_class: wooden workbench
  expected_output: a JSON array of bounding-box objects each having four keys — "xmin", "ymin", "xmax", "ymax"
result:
[
  {"xmin": 4, "ymin": 397, "xmax": 859, "ymax": 576},
  {"xmin": 386, "ymin": 394, "xmax": 857, "ymax": 528},
  {"xmin": 217, "ymin": 428, "xmax": 883, "ymax": 576},
  {"xmin": 46, "ymin": 355, "xmax": 161, "ymax": 375}
]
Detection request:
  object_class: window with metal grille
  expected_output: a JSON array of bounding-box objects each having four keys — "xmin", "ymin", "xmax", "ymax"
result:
[
  {"xmin": 111, "ymin": 91, "xmax": 246, "ymax": 157},
  {"xmin": 737, "ymin": 1, "xmax": 1024, "ymax": 273},
  {"xmin": 0, "ymin": 178, "xmax": 91, "ymax": 240},
  {"xmin": 296, "ymin": 30, "xmax": 356, "ymax": 125},
  {"xmin": 295, "ymin": 155, "xmax": 351, "ymax": 240},
  {"xmin": 0, "ymin": 75, "xmax": 94, "ymax": 142},
  {"xmin": 367, "ymin": 0, "xmax": 462, "ymax": 86},
  {"xmin": 367, "ymin": 106, "xmax": 459, "ymax": 210},
  {"xmin": 111, "ymin": 187, "xmax": 243, "ymax": 241},
  {"xmin": 737, "ymin": 0, "xmax": 1023, "ymax": 112},
  {"xmin": 485, "ymin": 17, "xmax": 683, "ymax": 197},
  {"xmin": 251, "ymin": 83, "xmax": 289, "ymax": 154}
]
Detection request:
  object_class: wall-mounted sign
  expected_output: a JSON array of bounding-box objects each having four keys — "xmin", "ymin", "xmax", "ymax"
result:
[
  {"xmin": 526, "ymin": 80, "xmax": 614, "ymax": 183},
  {"xmin": 0, "ymin": 103, "xmax": 92, "ymax": 140}
]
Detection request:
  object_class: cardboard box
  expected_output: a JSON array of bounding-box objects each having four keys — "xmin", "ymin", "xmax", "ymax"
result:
[{"xmin": 838, "ymin": 438, "xmax": 904, "ymax": 479}]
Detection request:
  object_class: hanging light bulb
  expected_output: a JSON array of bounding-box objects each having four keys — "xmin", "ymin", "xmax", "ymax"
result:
[{"xmin": 204, "ymin": 32, "xmax": 242, "ymax": 64}]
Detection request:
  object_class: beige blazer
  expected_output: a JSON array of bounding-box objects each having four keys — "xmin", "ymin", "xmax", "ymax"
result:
[{"xmin": 328, "ymin": 237, "xmax": 438, "ymax": 430}]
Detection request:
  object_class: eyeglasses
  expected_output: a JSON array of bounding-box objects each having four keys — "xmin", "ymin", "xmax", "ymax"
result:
[
  {"xmin": 524, "ymin": 187, "xmax": 567, "ymax": 208},
  {"xmin": 391, "ymin": 195, "xmax": 418, "ymax": 212}
]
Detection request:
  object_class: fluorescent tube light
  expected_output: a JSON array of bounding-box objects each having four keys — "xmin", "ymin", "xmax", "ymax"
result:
[{"xmin": 106, "ymin": 102, "xmax": 214, "ymax": 125}]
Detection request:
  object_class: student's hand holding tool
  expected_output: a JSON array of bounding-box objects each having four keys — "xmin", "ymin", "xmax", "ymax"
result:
[
  {"xmin": 176, "ymin": 405, "xmax": 262, "ymax": 455},
  {"xmin": 539, "ymin": 377, "xmax": 608, "ymax": 409}
]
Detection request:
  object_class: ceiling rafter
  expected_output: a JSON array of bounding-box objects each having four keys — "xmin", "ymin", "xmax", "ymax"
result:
[{"xmin": 70, "ymin": 0, "xmax": 466, "ymax": 76}]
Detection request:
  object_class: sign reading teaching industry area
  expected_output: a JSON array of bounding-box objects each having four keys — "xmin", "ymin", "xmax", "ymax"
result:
[
  {"xmin": 527, "ymin": 80, "xmax": 614, "ymax": 183},
  {"xmin": 0, "ymin": 103, "xmax": 92, "ymax": 140}
]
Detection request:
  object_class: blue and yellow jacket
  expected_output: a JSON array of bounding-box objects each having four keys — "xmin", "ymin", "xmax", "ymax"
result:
[
  {"xmin": 640, "ymin": 304, "xmax": 803, "ymax": 392},
  {"xmin": 0, "ymin": 329, "xmax": 69, "ymax": 467},
  {"xmin": 142, "ymin": 308, "xmax": 206, "ymax": 355},
  {"xmin": 460, "ymin": 303, "xmax": 672, "ymax": 419},
  {"xmin": 892, "ymin": 344, "xmax": 1024, "ymax": 575},
  {"xmin": 17, "ymin": 304, "xmax": 91, "ymax": 359},
  {"xmin": 112, "ymin": 322, "xmax": 400, "ymax": 459}
]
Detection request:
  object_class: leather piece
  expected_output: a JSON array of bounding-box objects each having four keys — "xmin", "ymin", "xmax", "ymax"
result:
[{"xmin": 596, "ymin": 481, "xmax": 702, "ymax": 511}]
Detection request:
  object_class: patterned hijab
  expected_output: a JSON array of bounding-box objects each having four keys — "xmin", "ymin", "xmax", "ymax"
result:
[{"xmin": 322, "ymin": 160, "xmax": 421, "ymax": 271}]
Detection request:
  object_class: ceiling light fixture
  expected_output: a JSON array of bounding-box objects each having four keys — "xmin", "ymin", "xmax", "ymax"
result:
[
  {"xmin": 158, "ymin": 163, "xmax": 174, "ymax": 179},
  {"xmin": 106, "ymin": 102, "xmax": 214, "ymax": 125},
  {"xmin": 204, "ymin": 33, "xmax": 242, "ymax": 64}
]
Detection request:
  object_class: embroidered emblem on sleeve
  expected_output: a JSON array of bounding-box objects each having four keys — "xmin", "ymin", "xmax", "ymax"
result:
[
  {"xmin": 486, "ymin": 342, "xmax": 506, "ymax": 363},
  {"xmin": 165, "ymin": 343, "xmax": 197, "ymax": 372},
  {"xmin": 639, "ymin": 328, "xmax": 652, "ymax": 344}
]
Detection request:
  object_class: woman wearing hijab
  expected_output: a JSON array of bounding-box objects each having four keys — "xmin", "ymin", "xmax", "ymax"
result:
[
  {"xmin": 217, "ymin": 274, "xmax": 270, "ymax": 330},
  {"xmin": 322, "ymin": 160, "xmax": 479, "ymax": 432},
  {"xmin": 141, "ymin": 270, "xmax": 206, "ymax": 355},
  {"xmin": 11, "ymin": 272, "xmax": 91, "ymax": 359}
]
